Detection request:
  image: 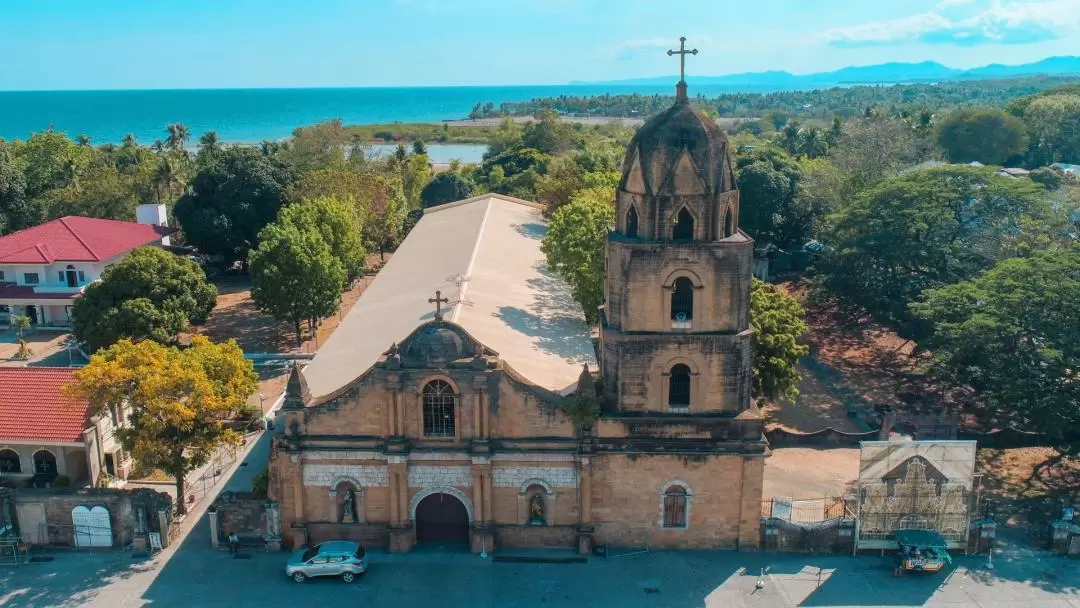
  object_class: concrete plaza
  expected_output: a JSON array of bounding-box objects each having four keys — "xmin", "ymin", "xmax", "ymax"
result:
[{"xmin": 1, "ymin": 539, "xmax": 1078, "ymax": 607}]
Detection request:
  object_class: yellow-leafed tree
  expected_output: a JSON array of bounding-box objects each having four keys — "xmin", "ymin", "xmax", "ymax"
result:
[{"xmin": 69, "ymin": 336, "xmax": 258, "ymax": 514}]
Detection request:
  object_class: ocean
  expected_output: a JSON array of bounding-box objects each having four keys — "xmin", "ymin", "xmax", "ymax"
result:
[{"xmin": 0, "ymin": 83, "xmax": 742, "ymax": 145}]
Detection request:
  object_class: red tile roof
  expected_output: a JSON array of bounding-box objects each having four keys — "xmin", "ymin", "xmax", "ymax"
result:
[
  {"xmin": 0, "ymin": 368, "xmax": 92, "ymax": 443},
  {"xmin": 0, "ymin": 216, "xmax": 175, "ymax": 264}
]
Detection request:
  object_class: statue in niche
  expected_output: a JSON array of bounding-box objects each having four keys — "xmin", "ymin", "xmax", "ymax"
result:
[
  {"xmin": 527, "ymin": 493, "xmax": 546, "ymax": 526},
  {"xmin": 339, "ymin": 488, "xmax": 358, "ymax": 523}
]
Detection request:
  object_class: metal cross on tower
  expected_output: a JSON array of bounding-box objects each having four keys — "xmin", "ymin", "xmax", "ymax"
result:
[
  {"xmin": 428, "ymin": 289, "xmax": 449, "ymax": 320},
  {"xmin": 667, "ymin": 37, "xmax": 698, "ymax": 83}
]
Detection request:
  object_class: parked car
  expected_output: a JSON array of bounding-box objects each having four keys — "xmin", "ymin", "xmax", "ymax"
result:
[{"xmin": 285, "ymin": 541, "xmax": 367, "ymax": 583}]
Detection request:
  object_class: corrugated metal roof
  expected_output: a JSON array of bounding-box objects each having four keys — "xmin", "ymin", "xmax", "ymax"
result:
[{"xmin": 303, "ymin": 194, "xmax": 597, "ymax": 402}]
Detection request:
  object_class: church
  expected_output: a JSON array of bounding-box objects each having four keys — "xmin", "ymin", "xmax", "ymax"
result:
[{"xmin": 268, "ymin": 63, "xmax": 767, "ymax": 553}]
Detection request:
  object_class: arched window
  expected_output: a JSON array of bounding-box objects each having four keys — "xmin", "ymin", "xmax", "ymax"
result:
[
  {"xmin": 671, "ymin": 277, "xmax": 694, "ymax": 322},
  {"xmin": 724, "ymin": 208, "xmax": 734, "ymax": 237},
  {"xmin": 662, "ymin": 485, "xmax": 689, "ymax": 528},
  {"xmin": 672, "ymin": 208, "xmax": 694, "ymax": 240},
  {"xmin": 0, "ymin": 450, "xmax": 20, "ymax": 474},
  {"xmin": 625, "ymin": 206, "xmax": 639, "ymax": 238},
  {"xmin": 422, "ymin": 380, "xmax": 456, "ymax": 438},
  {"xmin": 668, "ymin": 364, "xmax": 691, "ymax": 408},
  {"xmin": 33, "ymin": 450, "xmax": 57, "ymax": 476}
]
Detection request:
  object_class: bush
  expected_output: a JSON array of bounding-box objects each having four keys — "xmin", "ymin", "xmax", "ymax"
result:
[
  {"xmin": 52, "ymin": 475, "xmax": 71, "ymax": 487},
  {"xmin": 1030, "ymin": 166, "xmax": 1063, "ymax": 190},
  {"xmin": 251, "ymin": 468, "xmax": 269, "ymax": 499}
]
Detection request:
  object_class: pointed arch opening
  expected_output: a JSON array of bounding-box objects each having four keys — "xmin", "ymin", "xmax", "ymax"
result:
[
  {"xmin": 625, "ymin": 205, "xmax": 639, "ymax": 238},
  {"xmin": 672, "ymin": 208, "xmax": 694, "ymax": 241},
  {"xmin": 724, "ymin": 208, "xmax": 734, "ymax": 238},
  {"xmin": 671, "ymin": 277, "xmax": 694, "ymax": 322},
  {"xmin": 668, "ymin": 364, "xmax": 692, "ymax": 408}
]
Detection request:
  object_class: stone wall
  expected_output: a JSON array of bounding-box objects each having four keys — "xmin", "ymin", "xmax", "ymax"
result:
[
  {"xmin": 211, "ymin": 492, "xmax": 266, "ymax": 541},
  {"xmin": 9, "ymin": 487, "xmax": 171, "ymax": 548},
  {"xmin": 306, "ymin": 522, "xmax": 389, "ymax": 547},
  {"xmin": 494, "ymin": 525, "xmax": 577, "ymax": 548},
  {"xmin": 589, "ymin": 453, "xmax": 763, "ymax": 550}
]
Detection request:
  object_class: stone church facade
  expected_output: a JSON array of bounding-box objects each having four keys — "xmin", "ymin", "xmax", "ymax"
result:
[{"xmin": 268, "ymin": 80, "xmax": 766, "ymax": 554}]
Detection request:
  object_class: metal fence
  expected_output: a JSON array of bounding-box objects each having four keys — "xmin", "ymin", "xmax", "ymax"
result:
[{"xmin": 761, "ymin": 497, "xmax": 853, "ymax": 524}]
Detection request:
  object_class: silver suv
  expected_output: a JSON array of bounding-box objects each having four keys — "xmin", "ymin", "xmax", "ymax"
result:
[{"xmin": 285, "ymin": 541, "xmax": 368, "ymax": 583}]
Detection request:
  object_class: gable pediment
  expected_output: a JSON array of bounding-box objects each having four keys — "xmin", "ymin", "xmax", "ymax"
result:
[
  {"xmin": 622, "ymin": 149, "xmax": 648, "ymax": 195},
  {"xmin": 660, "ymin": 149, "xmax": 707, "ymax": 196}
]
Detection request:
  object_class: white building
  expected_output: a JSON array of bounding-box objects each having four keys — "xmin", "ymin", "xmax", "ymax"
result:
[{"xmin": 0, "ymin": 205, "xmax": 173, "ymax": 327}]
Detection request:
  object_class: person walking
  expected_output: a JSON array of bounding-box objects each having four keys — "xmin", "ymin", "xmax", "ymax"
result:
[{"xmin": 227, "ymin": 531, "xmax": 239, "ymax": 556}]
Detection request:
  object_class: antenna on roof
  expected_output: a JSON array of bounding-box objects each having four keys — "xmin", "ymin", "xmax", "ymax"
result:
[{"xmin": 446, "ymin": 273, "xmax": 473, "ymax": 308}]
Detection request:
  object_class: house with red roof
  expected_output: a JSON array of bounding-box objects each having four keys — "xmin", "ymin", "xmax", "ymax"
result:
[
  {"xmin": 0, "ymin": 204, "xmax": 175, "ymax": 328},
  {"xmin": 0, "ymin": 367, "xmax": 131, "ymax": 487}
]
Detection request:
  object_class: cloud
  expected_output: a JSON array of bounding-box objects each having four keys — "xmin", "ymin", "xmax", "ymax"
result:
[{"xmin": 822, "ymin": 0, "xmax": 1080, "ymax": 47}]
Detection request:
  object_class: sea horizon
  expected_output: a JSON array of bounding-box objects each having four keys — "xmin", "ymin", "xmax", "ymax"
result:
[{"xmin": 0, "ymin": 83, "xmax": 723, "ymax": 146}]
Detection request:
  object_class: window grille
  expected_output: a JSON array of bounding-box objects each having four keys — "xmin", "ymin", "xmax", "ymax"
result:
[
  {"xmin": 422, "ymin": 380, "xmax": 456, "ymax": 438},
  {"xmin": 668, "ymin": 364, "xmax": 691, "ymax": 407}
]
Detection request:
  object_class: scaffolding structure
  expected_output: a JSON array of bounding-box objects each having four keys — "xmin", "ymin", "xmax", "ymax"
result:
[{"xmin": 854, "ymin": 440, "xmax": 977, "ymax": 551}]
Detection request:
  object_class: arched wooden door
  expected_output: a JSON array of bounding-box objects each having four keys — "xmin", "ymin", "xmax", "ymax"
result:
[{"xmin": 414, "ymin": 493, "xmax": 469, "ymax": 544}]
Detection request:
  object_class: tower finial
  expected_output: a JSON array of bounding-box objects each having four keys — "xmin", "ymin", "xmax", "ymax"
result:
[{"xmin": 667, "ymin": 37, "xmax": 698, "ymax": 102}]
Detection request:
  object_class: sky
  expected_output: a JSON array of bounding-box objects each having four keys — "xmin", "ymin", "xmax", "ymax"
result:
[{"xmin": 1, "ymin": 0, "xmax": 1079, "ymax": 90}]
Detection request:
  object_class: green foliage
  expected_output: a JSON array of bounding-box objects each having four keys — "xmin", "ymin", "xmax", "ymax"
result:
[
  {"xmin": 283, "ymin": 119, "xmax": 350, "ymax": 173},
  {"xmin": 251, "ymin": 468, "xmax": 269, "ymax": 498},
  {"xmin": 9, "ymin": 314, "xmax": 32, "ymax": 360},
  {"xmin": 249, "ymin": 223, "xmax": 346, "ymax": 345},
  {"xmin": 522, "ymin": 109, "xmax": 583, "ymax": 155},
  {"xmin": 936, "ymin": 108, "xmax": 1028, "ymax": 165},
  {"xmin": 174, "ymin": 147, "xmax": 297, "ymax": 264},
  {"xmin": 165, "ymin": 123, "xmax": 190, "ymax": 151},
  {"xmin": 1022, "ymin": 94, "xmax": 1080, "ymax": 165},
  {"xmin": 735, "ymin": 146, "xmax": 804, "ymax": 246},
  {"xmin": 0, "ymin": 143, "xmax": 32, "ymax": 234},
  {"xmin": 1029, "ymin": 166, "xmax": 1063, "ymax": 190},
  {"xmin": 278, "ymin": 196, "xmax": 365, "ymax": 281},
  {"xmin": 540, "ymin": 187, "xmax": 615, "ymax": 323},
  {"xmin": 750, "ymin": 280, "xmax": 809, "ymax": 403},
  {"xmin": 816, "ymin": 165, "xmax": 1056, "ymax": 336},
  {"xmin": 560, "ymin": 392, "xmax": 600, "ymax": 428},
  {"xmin": 420, "ymin": 172, "xmax": 474, "ymax": 207},
  {"xmin": 828, "ymin": 116, "xmax": 923, "ymax": 192},
  {"xmin": 71, "ymin": 247, "xmax": 218, "ymax": 353},
  {"xmin": 911, "ymin": 245, "xmax": 1080, "ymax": 446}
]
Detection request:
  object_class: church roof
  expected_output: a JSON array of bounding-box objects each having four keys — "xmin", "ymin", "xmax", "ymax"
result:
[
  {"xmin": 620, "ymin": 98, "xmax": 736, "ymax": 197},
  {"xmin": 302, "ymin": 194, "xmax": 598, "ymax": 402}
]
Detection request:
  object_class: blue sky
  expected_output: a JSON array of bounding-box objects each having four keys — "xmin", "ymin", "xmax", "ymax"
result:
[{"xmin": 1, "ymin": 0, "xmax": 1078, "ymax": 90}]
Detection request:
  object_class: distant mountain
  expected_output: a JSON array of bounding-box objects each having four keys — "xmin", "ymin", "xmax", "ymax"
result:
[{"xmin": 579, "ymin": 57, "xmax": 1080, "ymax": 90}]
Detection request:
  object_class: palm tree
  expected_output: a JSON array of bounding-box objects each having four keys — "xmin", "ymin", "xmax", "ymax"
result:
[
  {"xmin": 165, "ymin": 123, "xmax": 190, "ymax": 151},
  {"xmin": 152, "ymin": 139, "xmax": 166, "ymax": 154},
  {"xmin": 122, "ymin": 133, "xmax": 137, "ymax": 148},
  {"xmin": 151, "ymin": 155, "xmax": 181, "ymax": 203},
  {"xmin": 76, "ymin": 134, "xmax": 92, "ymax": 146},
  {"xmin": 198, "ymin": 131, "xmax": 220, "ymax": 154}
]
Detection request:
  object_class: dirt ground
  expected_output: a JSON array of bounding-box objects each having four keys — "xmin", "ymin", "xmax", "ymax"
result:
[
  {"xmin": 195, "ymin": 254, "xmax": 387, "ymax": 355},
  {"xmin": 0, "ymin": 330, "xmax": 70, "ymax": 364},
  {"xmin": 763, "ymin": 447, "xmax": 860, "ymax": 499}
]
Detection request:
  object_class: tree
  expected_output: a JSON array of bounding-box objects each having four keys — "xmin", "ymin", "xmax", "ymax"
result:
[
  {"xmin": 522, "ymin": 109, "xmax": 580, "ymax": 155},
  {"xmin": 0, "ymin": 142, "xmax": 32, "ymax": 234},
  {"xmin": 411, "ymin": 140, "xmax": 428, "ymax": 156},
  {"xmin": 817, "ymin": 165, "xmax": 1055, "ymax": 336},
  {"xmin": 70, "ymin": 336, "xmax": 258, "ymax": 514},
  {"xmin": 828, "ymin": 116, "xmax": 920, "ymax": 191},
  {"xmin": 198, "ymin": 131, "xmax": 220, "ymax": 154},
  {"xmin": 911, "ymin": 245, "xmax": 1080, "ymax": 446},
  {"xmin": 420, "ymin": 172, "xmax": 474, "ymax": 208},
  {"xmin": 735, "ymin": 146, "xmax": 803, "ymax": 246},
  {"xmin": 278, "ymin": 196, "xmax": 365, "ymax": 280},
  {"xmin": 11, "ymin": 129, "xmax": 91, "ymax": 199},
  {"xmin": 540, "ymin": 186, "xmax": 614, "ymax": 322},
  {"xmin": 173, "ymin": 147, "xmax": 297, "ymax": 263},
  {"xmin": 249, "ymin": 223, "xmax": 346, "ymax": 345},
  {"xmin": 750, "ymin": 280, "xmax": 809, "ymax": 403},
  {"xmin": 1023, "ymin": 94, "xmax": 1080, "ymax": 165},
  {"xmin": 165, "ymin": 123, "xmax": 190, "ymax": 151},
  {"xmin": 402, "ymin": 152, "xmax": 431, "ymax": 207},
  {"xmin": 283, "ymin": 119, "xmax": 349, "ymax": 173},
  {"xmin": 72, "ymin": 247, "xmax": 218, "ymax": 352},
  {"xmin": 1030, "ymin": 166, "xmax": 1063, "ymax": 190},
  {"xmin": 936, "ymin": 108, "xmax": 1027, "ymax": 165},
  {"xmin": 533, "ymin": 155, "xmax": 586, "ymax": 214}
]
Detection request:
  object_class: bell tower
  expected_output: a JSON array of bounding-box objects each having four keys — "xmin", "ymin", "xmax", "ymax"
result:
[{"xmin": 599, "ymin": 44, "xmax": 754, "ymax": 415}]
